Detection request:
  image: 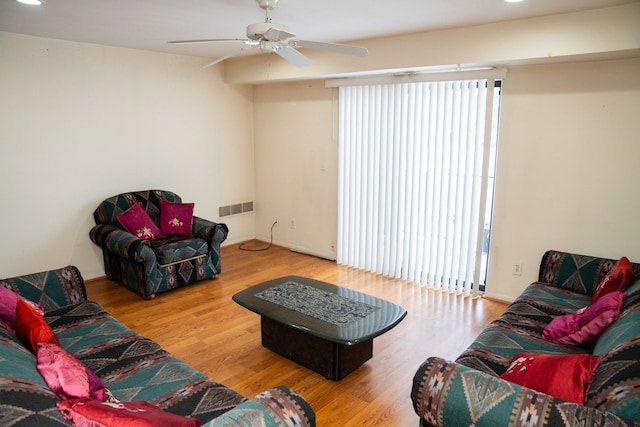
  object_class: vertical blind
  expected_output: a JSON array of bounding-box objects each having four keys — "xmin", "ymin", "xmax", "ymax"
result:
[{"xmin": 337, "ymin": 78, "xmax": 498, "ymax": 295}]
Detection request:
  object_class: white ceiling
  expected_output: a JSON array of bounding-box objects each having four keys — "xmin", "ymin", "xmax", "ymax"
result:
[{"xmin": 1, "ymin": 0, "xmax": 638, "ymax": 63}]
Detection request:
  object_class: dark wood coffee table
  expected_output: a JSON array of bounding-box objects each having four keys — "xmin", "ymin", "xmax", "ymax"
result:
[{"xmin": 232, "ymin": 275, "xmax": 407, "ymax": 380}]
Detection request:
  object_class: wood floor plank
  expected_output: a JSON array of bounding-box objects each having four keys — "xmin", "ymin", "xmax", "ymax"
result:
[{"xmin": 86, "ymin": 241, "xmax": 507, "ymax": 426}]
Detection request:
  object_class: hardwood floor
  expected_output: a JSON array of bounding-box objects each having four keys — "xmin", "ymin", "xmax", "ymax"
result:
[{"xmin": 86, "ymin": 241, "xmax": 508, "ymax": 426}]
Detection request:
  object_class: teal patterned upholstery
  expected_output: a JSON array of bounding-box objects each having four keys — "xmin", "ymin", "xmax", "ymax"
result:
[
  {"xmin": 90, "ymin": 190, "xmax": 228, "ymax": 299},
  {"xmin": 1, "ymin": 266, "xmax": 316, "ymax": 426},
  {"xmin": 412, "ymin": 250, "xmax": 640, "ymax": 427},
  {"xmin": 0, "ymin": 266, "xmax": 86, "ymax": 311}
]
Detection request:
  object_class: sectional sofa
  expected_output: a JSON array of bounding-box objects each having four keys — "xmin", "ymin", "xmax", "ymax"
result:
[
  {"xmin": 0, "ymin": 265, "xmax": 315, "ymax": 426},
  {"xmin": 412, "ymin": 250, "xmax": 640, "ymax": 427}
]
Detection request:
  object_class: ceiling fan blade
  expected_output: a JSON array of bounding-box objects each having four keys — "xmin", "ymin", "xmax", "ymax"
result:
[
  {"xmin": 169, "ymin": 38, "xmax": 247, "ymax": 45},
  {"xmin": 291, "ymin": 40, "xmax": 368, "ymax": 57},
  {"xmin": 263, "ymin": 27, "xmax": 295, "ymax": 42},
  {"xmin": 202, "ymin": 48, "xmax": 248, "ymax": 68},
  {"xmin": 274, "ymin": 46, "xmax": 312, "ymax": 67}
]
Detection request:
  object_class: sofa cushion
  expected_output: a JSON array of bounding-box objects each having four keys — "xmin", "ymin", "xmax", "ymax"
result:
[
  {"xmin": 160, "ymin": 200, "xmax": 194, "ymax": 237},
  {"xmin": 455, "ymin": 283, "xmax": 592, "ymax": 377},
  {"xmin": 46, "ymin": 301, "xmax": 247, "ymax": 422},
  {"xmin": 150, "ymin": 237, "xmax": 208, "ymax": 266},
  {"xmin": 542, "ymin": 290, "xmax": 624, "ymax": 345},
  {"xmin": 591, "ymin": 256, "xmax": 633, "ymax": 303},
  {"xmin": 0, "ymin": 321, "xmax": 69, "ymax": 425},
  {"xmin": 588, "ymin": 285, "xmax": 640, "ymax": 420},
  {"xmin": 118, "ymin": 202, "xmax": 162, "ymax": 240},
  {"xmin": 500, "ymin": 352, "xmax": 601, "ymax": 404},
  {"xmin": 16, "ymin": 299, "xmax": 59, "ymax": 353}
]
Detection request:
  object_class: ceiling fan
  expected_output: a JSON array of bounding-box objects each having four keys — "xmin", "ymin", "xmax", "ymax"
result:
[{"xmin": 169, "ymin": 0, "xmax": 368, "ymax": 68}]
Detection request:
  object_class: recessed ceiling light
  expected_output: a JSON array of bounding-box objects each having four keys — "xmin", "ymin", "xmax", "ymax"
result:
[
  {"xmin": 504, "ymin": 0, "xmax": 525, "ymax": 2},
  {"xmin": 16, "ymin": 0, "xmax": 44, "ymax": 5}
]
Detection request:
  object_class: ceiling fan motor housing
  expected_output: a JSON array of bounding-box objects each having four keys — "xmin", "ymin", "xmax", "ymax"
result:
[{"xmin": 246, "ymin": 22, "xmax": 289, "ymax": 40}]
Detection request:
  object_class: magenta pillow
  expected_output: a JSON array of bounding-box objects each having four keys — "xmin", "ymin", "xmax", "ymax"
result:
[
  {"xmin": 542, "ymin": 291, "xmax": 625, "ymax": 345},
  {"xmin": 0, "ymin": 286, "xmax": 22, "ymax": 328},
  {"xmin": 15, "ymin": 300, "xmax": 59, "ymax": 353},
  {"xmin": 592, "ymin": 257, "xmax": 633, "ymax": 303},
  {"xmin": 500, "ymin": 352, "xmax": 601, "ymax": 404},
  {"xmin": 37, "ymin": 342, "xmax": 90, "ymax": 399},
  {"xmin": 57, "ymin": 398, "xmax": 203, "ymax": 427},
  {"xmin": 117, "ymin": 202, "xmax": 162, "ymax": 240},
  {"xmin": 37, "ymin": 342, "xmax": 111, "ymax": 402},
  {"xmin": 160, "ymin": 200, "xmax": 194, "ymax": 237}
]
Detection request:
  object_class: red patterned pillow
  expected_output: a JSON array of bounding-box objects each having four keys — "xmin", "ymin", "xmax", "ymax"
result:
[
  {"xmin": 592, "ymin": 257, "xmax": 633, "ymax": 303},
  {"xmin": 542, "ymin": 291, "xmax": 624, "ymax": 345},
  {"xmin": 15, "ymin": 299, "xmax": 59, "ymax": 353},
  {"xmin": 117, "ymin": 202, "xmax": 162, "ymax": 240},
  {"xmin": 160, "ymin": 200, "xmax": 194, "ymax": 237},
  {"xmin": 500, "ymin": 352, "xmax": 601, "ymax": 404},
  {"xmin": 57, "ymin": 398, "xmax": 203, "ymax": 427}
]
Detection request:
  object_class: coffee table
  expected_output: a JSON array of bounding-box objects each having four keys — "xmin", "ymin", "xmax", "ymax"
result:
[{"xmin": 232, "ymin": 275, "xmax": 407, "ymax": 380}]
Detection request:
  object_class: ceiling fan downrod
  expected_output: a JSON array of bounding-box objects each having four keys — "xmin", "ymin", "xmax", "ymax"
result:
[{"xmin": 256, "ymin": 0, "xmax": 279, "ymax": 23}]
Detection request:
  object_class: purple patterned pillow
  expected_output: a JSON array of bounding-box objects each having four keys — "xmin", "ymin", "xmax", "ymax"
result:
[
  {"xmin": 160, "ymin": 200, "xmax": 194, "ymax": 237},
  {"xmin": 117, "ymin": 202, "xmax": 162, "ymax": 240}
]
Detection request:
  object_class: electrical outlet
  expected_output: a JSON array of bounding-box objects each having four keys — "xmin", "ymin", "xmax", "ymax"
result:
[
  {"xmin": 290, "ymin": 219, "xmax": 296, "ymax": 229},
  {"xmin": 274, "ymin": 218, "xmax": 279, "ymax": 227},
  {"xmin": 512, "ymin": 263, "xmax": 523, "ymax": 276},
  {"xmin": 330, "ymin": 242, "xmax": 336, "ymax": 251}
]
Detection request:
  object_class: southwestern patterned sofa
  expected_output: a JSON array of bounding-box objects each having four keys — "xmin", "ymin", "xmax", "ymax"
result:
[
  {"xmin": 0, "ymin": 266, "xmax": 315, "ymax": 426},
  {"xmin": 412, "ymin": 250, "xmax": 640, "ymax": 426},
  {"xmin": 90, "ymin": 190, "xmax": 228, "ymax": 299}
]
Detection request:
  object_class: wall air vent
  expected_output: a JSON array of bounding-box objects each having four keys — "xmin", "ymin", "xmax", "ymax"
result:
[{"xmin": 219, "ymin": 201, "xmax": 254, "ymax": 218}]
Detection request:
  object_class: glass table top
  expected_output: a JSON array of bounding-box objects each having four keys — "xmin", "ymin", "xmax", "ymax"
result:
[{"xmin": 232, "ymin": 275, "xmax": 407, "ymax": 345}]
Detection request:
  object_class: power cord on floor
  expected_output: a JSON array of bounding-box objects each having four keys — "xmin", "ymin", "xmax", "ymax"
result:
[{"xmin": 239, "ymin": 220, "xmax": 278, "ymax": 252}]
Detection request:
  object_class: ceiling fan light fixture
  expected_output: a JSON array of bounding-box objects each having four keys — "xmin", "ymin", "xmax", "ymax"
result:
[{"xmin": 16, "ymin": 0, "xmax": 44, "ymax": 5}]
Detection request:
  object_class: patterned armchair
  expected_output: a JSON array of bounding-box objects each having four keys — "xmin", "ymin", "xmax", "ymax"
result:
[{"xmin": 90, "ymin": 190, "xmax": 228, "ymax": 299}]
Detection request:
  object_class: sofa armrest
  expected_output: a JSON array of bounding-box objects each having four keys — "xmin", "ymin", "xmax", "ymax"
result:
[
  {"xmin": 90, "ymin": 224, "xmax": 155, "ymax": 263},
  {"xmin": 412, "ymin": 357, "xmax": 635, "ymax": 427},
  {"xmin": 0, "ymin": 265, "xmax": 86, "ymax": 311},
  {"xmin": 193, "ymin": 218, "xmax": 228, "ymax": 274},
  {"xmin": 202, "ymin": 386, "xmax": 315, "ymax": 427},
  {"xmin": 192, "ymin": 217, "xmax": 228, "ymax": 246}
]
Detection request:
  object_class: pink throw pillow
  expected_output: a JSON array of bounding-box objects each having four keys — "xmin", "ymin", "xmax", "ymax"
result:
[
  {"xmin": 37, "ymin": 342, "xmax": 90, "ymax": 399},
  {"xmin": 542, "ymin": 291, "xmax": 625, "ymax": 345},
  {"xmin": 592, "ymin": 257, "xmax": 633, "ymax": 303},
  {"xmin": 117, "ymin": 202, "xmax": 162, "ymax": 240},
  {"xmin": 57, "ymin": 398, "xmax": 203, "ymax": 427},
  {"xmin": 500, "ymin": 352, "xmax": 601, "ymax": 404},
  {"xmin": 37, "ymin": 342, "xmax": 111, "ymax": 402},
  {"xmin": 0, "ymin": 286, "xmax": 22, "ymax": 328},
  {"xmin": 160, "ymin": 200, "xmax": 194, "ymax": 237}
]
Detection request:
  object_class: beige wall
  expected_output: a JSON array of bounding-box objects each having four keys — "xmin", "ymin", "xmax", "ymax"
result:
[
  {"xmin": 0, "ymin": 32, "xmax": 255, "ymax": 279},
  {"xmin": 254, "ymin": 81, "xmax": 338, "ymax": 259},
  {"xmin": 253, "ymin": 57, "xmax": 640, "ymax": 300},
  {"xmin": 487, "ymin": 58, "xmax": 640, "ymax": 300}
]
